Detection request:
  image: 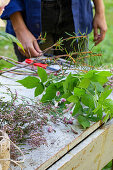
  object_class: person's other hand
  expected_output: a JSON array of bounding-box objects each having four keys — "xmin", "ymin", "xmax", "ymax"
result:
[
  {"xmin": 93, "ymin": 13, "xmax": 107, "ymax": 46},
  {"xmin": 15, "ymin": 28, "xmax": 42, "ymax": 58}
]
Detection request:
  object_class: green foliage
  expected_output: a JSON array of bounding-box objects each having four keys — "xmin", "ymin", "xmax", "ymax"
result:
[
  {"xmin": 17, "ymin": 76, "xmax": 40, "ymax": 89},
  {"xmin": 77, "ymin": 115, "xmax": 90, "ymax": 129},
  {"xmin": 35, "ymin": 83, "xmax": 44, "ymax": 97},
  {"xmin": 37, "ymin": 67, "xmax": 48, "ymax": 83},
  {"xmin": 17, "ymin": 69, "xmax": 113, "ymax": 129},
  {"xmin": 41, "ymin": 83, "xmax": 57, "ymax": 102},
  {"xmin": 0, "ymin": 31, "xmax": 24, "ymax": 52}
]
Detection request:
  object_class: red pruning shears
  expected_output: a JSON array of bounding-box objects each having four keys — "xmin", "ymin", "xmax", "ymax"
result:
[
  {"xmin": 25, "ymin": 59, "xmax": 59, "ymax": 72},
  {"xmin": 25, "ymin": 59, "xmax": 48, "ymax": 69}
]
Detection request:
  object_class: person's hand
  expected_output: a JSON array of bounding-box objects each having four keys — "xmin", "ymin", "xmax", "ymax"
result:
[
  {"xmin": 15, "ymin": 28, "xmax": 42, "ymax": 58},
  {"xmin": 10, "ymin": 12, "xmax": 42, "ymax": 58},
  {"xmin": 93, "ymin": 13, "xmax": 107, "ymax": 46}
]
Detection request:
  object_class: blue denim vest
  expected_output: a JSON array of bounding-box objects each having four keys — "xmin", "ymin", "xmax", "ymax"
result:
[{"xmin": 1, "ymin": 0, "xmax": 93, "ymax": 38}]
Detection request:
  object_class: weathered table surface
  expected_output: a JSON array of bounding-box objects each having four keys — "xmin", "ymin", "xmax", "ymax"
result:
[{"xmin": 0, "ymin": 68, "xmax": 113, "ymax": 170}]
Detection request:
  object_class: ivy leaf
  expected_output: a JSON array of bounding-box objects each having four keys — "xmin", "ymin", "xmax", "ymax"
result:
[
  {"xmin": 78, "ymin": 78, "xmax": 90, "ymax": 89},
  {"xmin": 98, "ymin": 89, "xmax": 112, "ymax": 104},
  {"xmin": 41, "ymin": 83, "xmax": 57, "ymax": 102},
  {"xmin": 81, "ymin": 93, "xmax": 95, "ymax": 109},
  {"xmin": 74, "ymin": 88, "xmax": 85, "ymax": 97},
  {"xmin": 17, "ymin": 76, "xmax": 40, "ymax": 89},
  {"xmin": 37, "ymin": 67, "xmax": 48, "ymax": 83},
  {"xmin": 72, "ymin": 102, "xmax": 83, "ymax": 116},
  {"xmin": 67, "ymin": 95, "xmax": 79, "ymax": 103},
  {"xmin": 35, "ymin": 83, "xmax": 44, "ymax": 97},
  {"xmin": 77, "ymin": 115, "xmax": 90, "ymax": 129}
]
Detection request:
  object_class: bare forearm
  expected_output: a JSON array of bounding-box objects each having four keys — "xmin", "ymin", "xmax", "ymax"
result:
[
  {"xmin": 10, "ymin": 12, "xmax": 42, "ymax": 57},
  {"xmin": 93, "ymin": 0, "xmax": 105, "ymax": 14},
  {"xmin": 10, "ymin": 11, "xmax": 28, "ymax": 33},
  {"xmin": 92, "ymin": 0, "xmax": 107, "ymax": 45}
]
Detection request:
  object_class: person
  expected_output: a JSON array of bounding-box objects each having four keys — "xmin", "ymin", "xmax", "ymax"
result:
[{"xmin": 0, "ymin": 0, "xmax": 107, "ymax": 62}]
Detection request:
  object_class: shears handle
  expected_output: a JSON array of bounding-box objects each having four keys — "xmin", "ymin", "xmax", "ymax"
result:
[{"xmin": 25, "ymin": 59, "xmax": 47, "ymax": 69}]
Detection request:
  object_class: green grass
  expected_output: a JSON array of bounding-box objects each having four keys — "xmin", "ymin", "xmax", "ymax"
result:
[{"xmin": 0, "ymin": 27, "xmax": 17, "ymax": 69}]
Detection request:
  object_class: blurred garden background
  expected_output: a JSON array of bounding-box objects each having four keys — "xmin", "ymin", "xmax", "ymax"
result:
[
  {"xmin": 0, "ymin": 1, "xmax": 113, "ymax": 170},
  {"xmin": 0, "ymin": 0, "xmax": 113, "ymax": 70}
]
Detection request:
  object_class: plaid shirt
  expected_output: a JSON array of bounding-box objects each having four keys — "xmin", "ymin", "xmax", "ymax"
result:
[{"xmin": 1, "ymin": 0, "xmax": 93, "ymax": 38}]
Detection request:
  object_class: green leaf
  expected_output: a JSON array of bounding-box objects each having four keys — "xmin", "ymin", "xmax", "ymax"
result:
[
  {"xmin": 61, "ymin": 92, "xmax": 72, "ymax": 99},
  {"xmin": 55, "ymin": 81, "xmax": 64, "ymax": 93},
  {"xmin": 98, "ymin": 89, "xmax": 112, "ymax": 104},
  {"xmin": 96, "ymin": 108, "xmax": 103, "ymax": 119},
  {"xmin": 93, "ymin": 107, "xmax": 103, "ymax": 120},
  {"xmin": 41, "ymin": 83, "xmax": 57, "ymax": 102},
  {"xmin": 72, "ymin": 102, "xmax": 83, "ymax": 116},
  {"xmin": 87, "ymin": 84, "xmax": 95, "ymax": 95},
  {"xmin": 93, "ymin": 105, "xmax": 102, "ymax": 114},
  {"xmin": 74, "ymin": 88, "xmax": 85, "ymax": 97},
  {"xmin": 63, "ymin": 73, "xmax": 78, "ymax": 93},
  {"xmin": 97, "ymin": 71, "xmax": 112, "ymax": 78},
  {"xmin": 0, "ymin": 31, "xmax": 24, "ymax": 52},
  {"xmin": 103, "ymin": 114, "xmax": 110, "ymax": 123},
  {"xmin": 81, "ymin": 93, "xmax": 95, "ymax": 109},
  {"xmin": 103, "ymin": 99, "xmax": 113, "ymax": 117},
  {"xmin": 77, "ymin": 115, "xmax": 90, "ymax": 129},
  {"xmin": 17, "ymin": 76, "xmax": 40, "ymax": 89},
  {"xmin": 91, "ymin": 82, "xmax": 104, "ymax": 93},
  {"xmin": 35, "ymin": 83, "xmax": 44, "ymax": 97},
  {"xmin": 78, "ymin": 78, "xmax": 90, "ymax": 89},
  {"xmin": 103, "ymin": 99, "xmax": 113, "ymax": 110},
  {"xmin": 67, "ymin": 95, "xmax": 79, "ymax": 103},
  {"xmin": 84, "ymin": 70, "xmax": 112, "ymax": 85},
  {"xmin": 37, "ymin": 67, "xmax": 48, "ymax": 83},
  {"xmin": 84, "ymin": 70, "xmax": 98, "ymax": 79}
]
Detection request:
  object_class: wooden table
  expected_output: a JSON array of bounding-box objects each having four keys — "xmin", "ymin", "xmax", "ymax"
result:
[{"xmin": 0, "ymin": 68, "xmax": 113, "ymax": 170}]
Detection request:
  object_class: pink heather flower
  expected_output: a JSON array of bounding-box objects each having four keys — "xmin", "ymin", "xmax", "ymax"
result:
[
  {"xmin": 67, "ymin": 120, "xmax": 73, "ymax": 124},
  {"xmin": 65, "ymin": 104, "xmax": 69, "ymax": 107},
  {"xmin": 54, "ymin": 73, "xmax": 58, "ymax": 76},
  {"xmin": 70, "ymin": 111, "xmax": 73, "ymax": 114},
  {"xmin": 63, "ymin": 117, "xmax": 67, "ymax": 123},
  {"xmin": 56, "ymin": 91, "xmax": 60, "ymax": 97},
  {"xmin": 61, "ymin": 98, "xmax": 66, "ymax": 102},
  {"xmin": 48, "ymin": 126, "xmax": 53, "ymax": 133}
]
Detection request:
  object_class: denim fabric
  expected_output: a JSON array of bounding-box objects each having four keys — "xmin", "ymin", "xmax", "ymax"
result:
[
  {"xmin": 13, "ymin": 1, "xmax": 77, "ymax": 61},
  {"xmin": 1, "ymin": 0, "xmax": 93, "ymax": 38}
]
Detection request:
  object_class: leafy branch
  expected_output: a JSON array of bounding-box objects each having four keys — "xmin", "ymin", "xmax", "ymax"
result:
[
  {"xmin": 17, "ymin": 68, "xmax": 113, "ymax": 129},
  {"xmin": 1, "ymin": 32, "xmax": 112, "ymax": 129}
]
